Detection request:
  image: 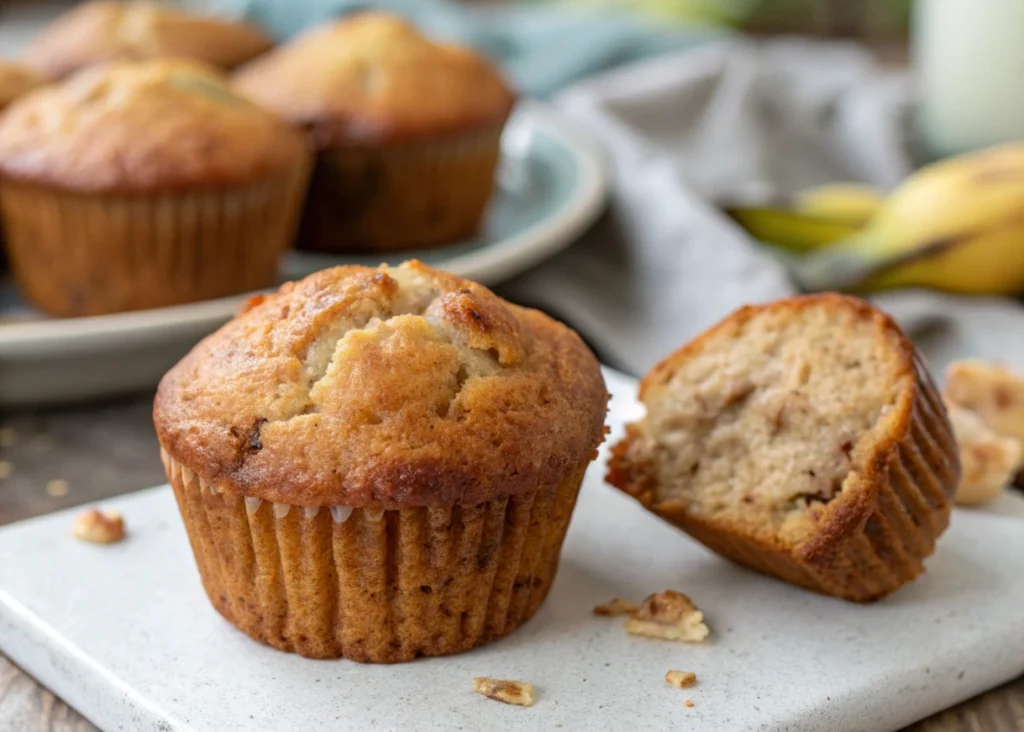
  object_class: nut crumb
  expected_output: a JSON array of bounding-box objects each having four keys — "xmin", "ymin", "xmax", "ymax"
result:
[
  {"xmin": 685, "ymin": 699, "xmax": 695, "ymax": 708},
  {"xmin": 0, "ymin": 460, "xmax": 11, "ymax": 480},
  {"xmin": 625, "ymin": 590, "xmax": 710, "ymax": 642},
  {"xmin": 0, "ymin": 427, "xmax": 15, "ymax": 448},
  {"xmin": 593, "ymin": 597, "xmax": 637, "ymax": 616},
  {"xmin": 665, "ymin": 670, "xmax": 697, "ymax": 689},
  {"xmin": 472, "ymin": 677, "xmax": 535, "ymax": 707},
  {"xmin": 72, "ymin": 509, "xmax": 125, "ymax": 544},
  {"xmin": 46, "ymin": 479, "xmax": 69, "ymax": 497}
]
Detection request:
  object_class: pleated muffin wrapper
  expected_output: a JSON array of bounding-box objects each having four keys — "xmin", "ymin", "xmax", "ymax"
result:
[
  {"xmin": 611, "ymin": 355, "xmax": 960, "ymax": 603},
  {"xmin": 0, "ymin": 160, "xmax": 310, "ymax": 317},
  {"xmin": 297, "ymin": 125, "xmax": 505, "ymax": 254},
  {"xmin": 162, "ymin": 449, "xmax": 587, "ymax": 663}
]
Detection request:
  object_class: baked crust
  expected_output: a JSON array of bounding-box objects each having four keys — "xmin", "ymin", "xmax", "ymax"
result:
[
  {"xmin": 24, "ymin": 1, "xmax": 272, "ymax": 80},
  {"xmin": 232, "ymin": 12, "xmax": 515, "ymax": 147},
  {"xmin": 0, "ymin": 62, "xmax": 45, "ymax": 111},
  {"xmin": 154, "ymin": 260, "xmax": 608, "ymax": 508},
  {"xmin": 0, "ymin": 59, "xmax": 307, "ymax": 194},
  {"xmin": 607, "ymin": 294, "xmax": 959, "ymax": 602}
]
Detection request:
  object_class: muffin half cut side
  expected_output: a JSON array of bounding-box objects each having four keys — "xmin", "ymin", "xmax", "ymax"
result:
[{"xmin": 607, "ymin": 294, "xmax": 959, "ymax": 602}]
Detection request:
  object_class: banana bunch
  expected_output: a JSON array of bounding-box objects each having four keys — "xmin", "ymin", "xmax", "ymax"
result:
[{"xmin": 729, "ymin": 144, "xmax": 1024, "ymax": 296}]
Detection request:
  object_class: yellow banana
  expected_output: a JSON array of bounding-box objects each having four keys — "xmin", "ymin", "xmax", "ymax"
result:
[
  {"xmin": 793, "ymin": 183, "xmax": 885, "ymax": 226},
  {"xmin": 795, "ymin": 144, "xmax": 1024, "ymax": 295},
  {"xmin": 725, "ymin": 207, "xmax": 860, "ymax": 253}
]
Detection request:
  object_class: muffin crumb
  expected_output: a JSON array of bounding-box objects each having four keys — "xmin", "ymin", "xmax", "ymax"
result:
[
  {"xmin": 72, "ymin": 508, "xmax": 125, "ymax": 544},
  {"xmin": 593, "ymin": 597, "xmax": 637, "ymax": 616},
  {"xmin": 46, "ymin": 479, "xmax": 70, "ymax": 497},
  {"xmin": 472, "ymin": 677, "xmax": 535, "ymax": 707},
  {"xmin": 665, "ymin": 670, "xmax": 697, "ymax": 689},
  {"xmin": 685, "ymin": 699, "xmax": 696, "ymax": 708},
  {"xmin": 625, "ymin": 590, "xmax": 709, "ymax": 642}
]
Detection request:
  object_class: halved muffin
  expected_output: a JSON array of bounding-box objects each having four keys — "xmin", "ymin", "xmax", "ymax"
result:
[
  {"xmin": 607, "ymin": 294, "xmax": 959, "ymax": 602},
  {"xmin": 24, "ymin": 1, "xmax": 273, "ymax": 80}
]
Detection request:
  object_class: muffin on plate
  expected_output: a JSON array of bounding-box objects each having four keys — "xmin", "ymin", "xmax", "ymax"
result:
[
  {"xmin": 24, "ymin": 1, "xmax": 273, "ymax": 80},
  {"xmin": 153, "ymin": 260, "xmax": 608, "ymax": 662},
  {"xmin": 607, "ymin": 294, "xmax": 959, "ymax": 602},
  {"xmin": 0, "ymin": 61, "xmax": 45, "ymax": 112},
  {"xmin": 233, "ymin": 12, "xmax": 515, "ymax": 254},
  {"xmin": 0, "ymin": 62, "xmax": 45, "ymax": 270},
  {"xmin": 0, "ymin": 59, "xmax": 310, "ymax": 316}
]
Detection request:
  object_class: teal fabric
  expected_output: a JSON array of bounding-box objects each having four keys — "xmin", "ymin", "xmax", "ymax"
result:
[{"xmin": 220, "ymin": 0, "xmax": 717, "ymax": 97}]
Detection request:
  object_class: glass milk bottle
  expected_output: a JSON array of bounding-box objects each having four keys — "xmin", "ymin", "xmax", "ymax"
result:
[{"xmin": 914, "ymin": 0, "xmax": 1024, "ymax": 158}]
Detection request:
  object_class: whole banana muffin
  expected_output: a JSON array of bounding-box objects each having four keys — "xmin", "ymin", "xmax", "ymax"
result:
[
  {"xmin": 234, "ymin": 12, "xmax": 515, "ymax": 254},
  {"xmin": 0, "ymin": 59, "xmax": 309, "ymax": 316},
  {"xmin": 154, "ymin": 260, "xmax": 608, "ymax": 662},
  {"xmin": 24, "ymin": 1, "xmax": 273, "ymax": 80},
  {"xmin": 608, "ymin": 294, "xmax": 959, "ymax": 602}
]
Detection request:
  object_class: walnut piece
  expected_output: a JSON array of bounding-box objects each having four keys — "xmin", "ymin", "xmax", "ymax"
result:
[
  {"xmin": 945, "ymin": 360, "xmax": 1024, "ymax": 466},
  {"xmin": 472, "ymin": 677, "xmax": 535, "ymax": 707},
  {"xmin": 593, "ymin": 597, "xmax": 638, "ymax": 616},
  {"xmin": 625, "ymin": 590, "xmax": 710, "ymax": 642},
  {"xmin": 72, "ymin": 509, "xmax": 125, "ymax": 544},
  {"xmin": 665, "ymin": 670, "xmax": 697, "ymax": 689},
  {"xmin": 944, "ymin": 399, "xmax": 1021, "ymax": 505}
]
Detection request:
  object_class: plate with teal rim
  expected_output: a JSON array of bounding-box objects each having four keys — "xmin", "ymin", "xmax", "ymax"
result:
[{"xmin": 0, "ymin": 101, "xmax": 609, "ymax": 407}]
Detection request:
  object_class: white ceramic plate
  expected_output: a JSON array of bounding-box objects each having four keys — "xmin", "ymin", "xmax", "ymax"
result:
[{"xmin": 0, "ymin": 102, "xmax": 608, "ymax": 407}]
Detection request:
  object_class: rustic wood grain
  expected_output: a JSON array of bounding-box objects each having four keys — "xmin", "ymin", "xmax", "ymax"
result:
[{"xmin": 2, "ymin": 395, "xmax": 1023, "ymax": 731}]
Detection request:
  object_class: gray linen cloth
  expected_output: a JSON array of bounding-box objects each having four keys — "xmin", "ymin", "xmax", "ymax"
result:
[{"xmin": 499, "ymin": 39, "xmax": 1024, "ymax": 379}]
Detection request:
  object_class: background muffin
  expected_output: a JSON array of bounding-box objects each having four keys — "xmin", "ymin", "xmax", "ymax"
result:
[
  {"xmin": 234, "ymin": 12, "xmax": 516, "ymax": 254},
  {"xmin": 154, "ymin": 260, "xmax": 608, "ymax": 662},
  {"xmin": 0, "ymin": 59, "xmax": 309, "ymax": 317},
  {"xmin": 0, "ymin": 61, "xmax": 45, "ymax": 270},
  {"xmin": 23, "ymin": 1, "xmax": 273, "ymax": 80},
  {"xmin": 608, "ymin": 294, "xmax": 959, "ymax": 602}
]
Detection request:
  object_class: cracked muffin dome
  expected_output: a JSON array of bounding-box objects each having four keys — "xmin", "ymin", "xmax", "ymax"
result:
[
  {"xmin": 154, "ymin": 261, "xmax": 607, "ymax": 662},
  {"xmin": 155, "ymin": 261, "xmax": 607, "ymax": 507},
  {"xmin": 607, "ymin": 294, "xmax": 959, "ymax": 602},
  {"xmin": 24, "ymin": 1, "xmax": 273, "ymax": 80}
]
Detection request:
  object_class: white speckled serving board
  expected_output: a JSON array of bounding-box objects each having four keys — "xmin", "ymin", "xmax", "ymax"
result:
[{"xmin": 1, "ymin": 369, "xmax": 1023, "ymax": 732}]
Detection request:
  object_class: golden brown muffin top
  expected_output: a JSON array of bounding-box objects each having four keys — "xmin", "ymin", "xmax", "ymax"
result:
[
  {"xmin": 154, "ymin": 261, "xmax": 608, "ymax": 508},
  {"xmin": 232, "ymin": 12, "xmax": 515, "ymax": 146},
  {"xmin": 0, "ymin": 61, "xmax": 45, "ymax": 112},
  {"xmin": 0, "ymin": 59, "xmax": 308, "ymax": 194},
  {"xmin": 23, "ymin": 1, "xmax": 273, "ymax": 80}
]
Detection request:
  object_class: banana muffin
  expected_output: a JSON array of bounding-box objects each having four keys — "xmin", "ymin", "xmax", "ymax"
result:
[
  {"xmin": 154, "ymin": 260, "xmax": 608, "ymax": 662},
  {"xmin": 0, "ymin": 59, "xmax": 309, "ymax": 316},
  {"xmin": 607, "ymin": 294, "xmax": 959, "ymax": 602},
  {"xmin": 234, "ymin": 12, "xmax": 515, "ymax": 253},
  {"xmin": 24, "ymin": 1, "xmax": 273, "ymax": 80}
]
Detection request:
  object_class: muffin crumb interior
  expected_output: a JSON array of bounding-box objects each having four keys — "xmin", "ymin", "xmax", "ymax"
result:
[{"xmin": 628, "ymin": 304, "xmax": 910, "ymax": 546}]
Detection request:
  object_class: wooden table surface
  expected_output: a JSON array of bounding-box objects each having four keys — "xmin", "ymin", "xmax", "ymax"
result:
[{"xmin": 0, "ymin": 397, "xmax": 1022, "ymax": 731}]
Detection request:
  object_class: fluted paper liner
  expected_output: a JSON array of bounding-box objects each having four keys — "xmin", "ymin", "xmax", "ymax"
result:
[
  {"xmin": 161, "ymin": 449, "xmax": 586, "ymax": 662},
  {"xmin": 622, "ymin": 354, "xmax": 959, "ymax": 602},
  {"xmin": 298, "ymin": 126, "xmax": 504, "ymax": 254},
  {"xmin": 0, "ymin": 162, "xmax": 309, "ymax": 317}
]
